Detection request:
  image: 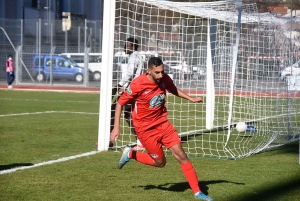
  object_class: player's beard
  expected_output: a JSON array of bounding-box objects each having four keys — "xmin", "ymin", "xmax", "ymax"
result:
[{"xmin": 155, "ymin": 78, "xmax": 162, "ymax": 83}]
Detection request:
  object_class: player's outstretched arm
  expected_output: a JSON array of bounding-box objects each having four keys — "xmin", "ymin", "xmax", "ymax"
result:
[
  {"xmin": 174, "ymin": 88, "xmax": 203, "ymax": 103},
  {"xmin": 110, "ymin": 103, "xmax": 123, "ymax": 144}
]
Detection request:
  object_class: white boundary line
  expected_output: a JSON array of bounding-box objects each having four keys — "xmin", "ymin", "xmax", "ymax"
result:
[
  {"xmin": 0, "ymin": 97, "xmax": 98, "ymax": 104},
  {"xmin": 0, "ymin": 151, "xmax": 99, "ymax": 175},
  {"xmin": 0, "ymin": 87, "xmax": 99, "ymax": 94},
  {"xmin": 0, "ymin": 110, "xmax": 100, "ymax": 174},
  {"xmin": 0, "ymin": 111, "xmax": 98, "ymax": 117}
]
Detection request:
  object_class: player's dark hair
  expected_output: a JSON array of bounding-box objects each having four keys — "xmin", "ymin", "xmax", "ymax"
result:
[
  {"xmin": 8, "ymin": 55, "xmax": 12, "ymax": 58},
  {"xmin": 148, "ymin": 57, "xmax": 163, "ymax": 69},
  {"xmin": 126, "ymin": 37, "xmax": 139, "ymax": 51}
]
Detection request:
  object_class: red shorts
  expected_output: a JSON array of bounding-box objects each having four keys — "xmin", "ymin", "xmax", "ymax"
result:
[{"xmin": 135, "ymin": 121, "xmax": 181, "ymax": 160}]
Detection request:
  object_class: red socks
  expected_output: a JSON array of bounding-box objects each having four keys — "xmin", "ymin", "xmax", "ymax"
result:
[
  {"xmin": 180, "ymin": 161, "xmax": 200, "ymax": 194},
  {"xmin": 129, "ymin": 150, "xmax": 155, "ymax": 166},
  {"xmin": 129, "ymin": 151, "xmax": 200, "ymax": 194}
]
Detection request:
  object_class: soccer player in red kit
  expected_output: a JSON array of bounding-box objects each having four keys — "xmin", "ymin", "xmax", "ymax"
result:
[{"xmin": 110, "ymin": 57, "xmax": 213, "ymax": 201}]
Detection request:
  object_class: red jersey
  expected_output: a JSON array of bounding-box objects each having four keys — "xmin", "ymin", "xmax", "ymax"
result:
[{"xmin": 118, "ymin": 73, "xmax": 177, "ymax": 129}]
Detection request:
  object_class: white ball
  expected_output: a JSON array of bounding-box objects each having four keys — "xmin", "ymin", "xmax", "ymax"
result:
[{"xmin": 236, "ymin": 122, "xmax": 247, "ymax": 132}]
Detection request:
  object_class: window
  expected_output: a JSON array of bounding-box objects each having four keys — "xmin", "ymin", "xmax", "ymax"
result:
[
  {"xmin": 46, "ymin": 58, "xmax": 55, "ymax": 66},
  {"xmin": 35, "ymin": 58, "xmax": 44, "ymax": 66},
  {"xmin": 58, "ymin": 59, "xmax": 70, "ymax": 67},
  {"xmin": 32, "ymin": 0, "xmax": 38, "ymax": 8},
  {"xmin": 122, "ymin": 58, "xmax": 128, "ymax": 64},
  {"xmin": 70, "ymin": 56, "xmax": 84, "ymax": 63},
  {"xmin": 90, "ymin": 56, "xmax": 101, "ymax": 63}
]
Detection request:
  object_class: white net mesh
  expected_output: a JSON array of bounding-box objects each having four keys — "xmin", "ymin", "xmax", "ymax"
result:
[{"xmin": 107, "ymin": 0, "xmax": 300, "ymax": 159}]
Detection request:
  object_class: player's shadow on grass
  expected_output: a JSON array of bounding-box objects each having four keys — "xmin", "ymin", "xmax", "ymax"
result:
[
  {"xmin": 133, "ymin": 180, "xmax": 244, "ymax": 195},
  {"xmin": 0, "ymin": 163, "xmax": 33, "ymax": 171}
]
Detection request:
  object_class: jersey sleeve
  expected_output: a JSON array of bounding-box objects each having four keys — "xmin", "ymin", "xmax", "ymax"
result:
[
  {"xmin": 133, "ymin": 56, "xmax": 144, "ymax": 79},
  {"xmin": 118, "ymin": 55, "xmax": 135, "ymax": 87},
  {"xmin": 164, "ymin": 74, "xmax": 178, "ymax": 95},
  {"xmin": 118, "ymin": 79, "xmax": 141, "ymax": 106}
]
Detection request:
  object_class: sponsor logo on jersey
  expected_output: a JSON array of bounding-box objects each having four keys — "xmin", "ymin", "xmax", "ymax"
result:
[
  {"xmin": 150, "ymin": 153, "xmax": 159, "ymax": 158},
  {"xmin": 126, "ymin": 85, "xmax": 132, "ymax": 95},
  {"xmin": 149, "ymin": 94, "xmax": 165, "ymax": 108}
]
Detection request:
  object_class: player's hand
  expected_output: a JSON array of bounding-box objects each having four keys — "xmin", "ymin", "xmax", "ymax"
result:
[
  {"xmin": 191, "ymin": 97, "xmax": 203, "ymax": 103},
  {"xmin": 110, "ymin": 128, "xmax": 120, "ymax": 144},
  {"xmin": 119, "ymin": 88, "xmax": 125, "ymax": 93}
]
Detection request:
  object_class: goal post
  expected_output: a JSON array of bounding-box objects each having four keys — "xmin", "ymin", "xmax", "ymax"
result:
[
  {"xmin": 205, "ymin": 19, "xmax": 216, "ymax": 130},
  {"xmin": 225, "ymin": 2, "xmax": 242, "ymax": 146},
  {"xmin": 97, "ymin": 0, "xmax": 116, "ymax": 151},
  {"xmin": 98, "ymin": 0, "xmax": 300, "ymax": 159}
]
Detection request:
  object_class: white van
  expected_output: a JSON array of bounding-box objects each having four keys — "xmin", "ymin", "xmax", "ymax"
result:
[
  {"xmin": 114, "ymin": 51, "xmax": 129, "ymax": 80},
  {"xmin": 60, "ymin": 53, "xmax": 102, "ymax": 81},
  {"xmin": 163, "ymin": 60, "xmax": 193, "ymax": 79},
  {"xmin": 114, "ymin": 51, "xmax": 190, "ymax": 80},
  {"xmin": 114, "ymin": 51, "xmax": 147, "ymax": 80},
  {"xmin": 280, "ymin": 60, "xmax": 300, "ymax": 81}
]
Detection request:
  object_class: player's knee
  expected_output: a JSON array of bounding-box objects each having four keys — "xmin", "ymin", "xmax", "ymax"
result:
[
  {"xmin": 155, "ymin": 162, "xmax": 166, "ymax": 168},
  {"xmin": 154, "ymin": 158, "xmax": 166, "ymax": 167}
]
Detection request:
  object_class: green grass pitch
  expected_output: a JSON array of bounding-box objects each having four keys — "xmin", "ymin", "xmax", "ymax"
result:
[{"xmin": 0, "ymin": 90, "xmax": 299, "ymax": 201}]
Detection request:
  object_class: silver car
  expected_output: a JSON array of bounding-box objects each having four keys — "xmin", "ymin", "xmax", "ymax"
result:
[{"xmin": 280, "ymin": 60, "xmax": 300, "ymax": 81}]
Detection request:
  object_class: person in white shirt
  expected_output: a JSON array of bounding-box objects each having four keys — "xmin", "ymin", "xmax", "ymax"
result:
[
  {"xmin": 111, "ymin": 37, "xmax": 145, "ymax": 150},
  {"xmin": 118, "ymin": 40, "xmax": 144, "ymax": 88}
]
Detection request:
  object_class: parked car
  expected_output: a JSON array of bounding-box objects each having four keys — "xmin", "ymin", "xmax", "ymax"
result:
[
  {"xmin": 162, "ymin": 63, "xmax": 179, "ymax": 80},
  {"xmin": 280, "ymin": 60, "xmax": 300, "ymax": 81},
  {"xmin": 113, "ymin": 52, "xmax": 149, "ymax": 80},
  {"xmin": 33, "ymin": 55, "xmax": 85, "ymax": 82},
  {"xmin": 113, "ymin": 55, "xmax": 128, "ymax": 80},
  {"xmin": 113, "ymin": 52, "xmax": 180, "ymax": 80},
  {"xmin": 163, "ymin": 60, "xmax": 193, "ymax": 79},
  {"xmin": 191, "ymin": 64, "xmax": 206, "ymax": 80},
  {"xmin": 60, "ymin": 53, "xmax": 102, "ymax": 81}
]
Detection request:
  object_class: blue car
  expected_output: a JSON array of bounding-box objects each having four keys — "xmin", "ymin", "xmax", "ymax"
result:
[{"xmin": 33, "ymin": 55, "xmax": 85, "ymax": 82}]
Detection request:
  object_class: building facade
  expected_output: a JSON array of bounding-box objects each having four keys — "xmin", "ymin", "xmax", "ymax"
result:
[
  {"xmin": 0, "ymin": 0, "xmax": 103, "ymax": 47},
  {"xmin": 0, "ymin": 0, "xmax": 103, "ymax": 20}
]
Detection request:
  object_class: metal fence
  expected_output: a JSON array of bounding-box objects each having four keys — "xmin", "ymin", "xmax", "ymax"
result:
[
  {"xmin": 1, "ymin": 16, "xmax": 299, "ymax": 87},
  {"xmin": 0, "ymin": 18, "xmax": 103, "ymax": 87}
]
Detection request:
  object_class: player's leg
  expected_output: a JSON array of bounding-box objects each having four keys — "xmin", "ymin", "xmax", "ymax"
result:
[
  {"xmin": 9, "ymin": 73, "xmax": 15, "ymax": 86},
  {"xmin": 118, "ymin": 125, "xmax": 166, "ymax": 168},
  {"xmin": 162, "ymin": 122, "xmax": 213, "ymax": 201},
  {"xmin": 6, "ymin": 72, "xmax": 10, "ymax": 86},
  {"xmin": 123, "ymin": 104, "xmax": 136, "ymax": 135},
  {"xmin": 110, "ymin": 101, "xmax": 117, "ymax": 133},
  {"xmin": 108, "ymin": 87, "xmax": 122, "ymax": 147},
  {"xmin": 110, "ymin": 86, "xmax": 121, "ymax": 133},
  {"xmin": 118, "ymin": 145, "xmax": 166, "ymax": 169},
  {"xmin": 124, "ymin": 104, "xmax": 145, "ymax": 151},
  {"xmin": 168, "ymin": 144, "xmax": 200, "ymax": 193}
]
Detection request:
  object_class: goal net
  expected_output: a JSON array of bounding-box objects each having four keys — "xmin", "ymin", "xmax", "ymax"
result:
[{"xmin": 98, "ymin": 0, "xmax": 300, "ymax": 159}]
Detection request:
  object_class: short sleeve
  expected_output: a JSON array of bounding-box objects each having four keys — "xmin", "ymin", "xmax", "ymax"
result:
[
  {"xmin": 164, "ymin": 74, "xmax": 177, "ymax": 94},
  {"xmin": 118, "ymin": 79, "xmax": 141, "ymax": 106}
]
